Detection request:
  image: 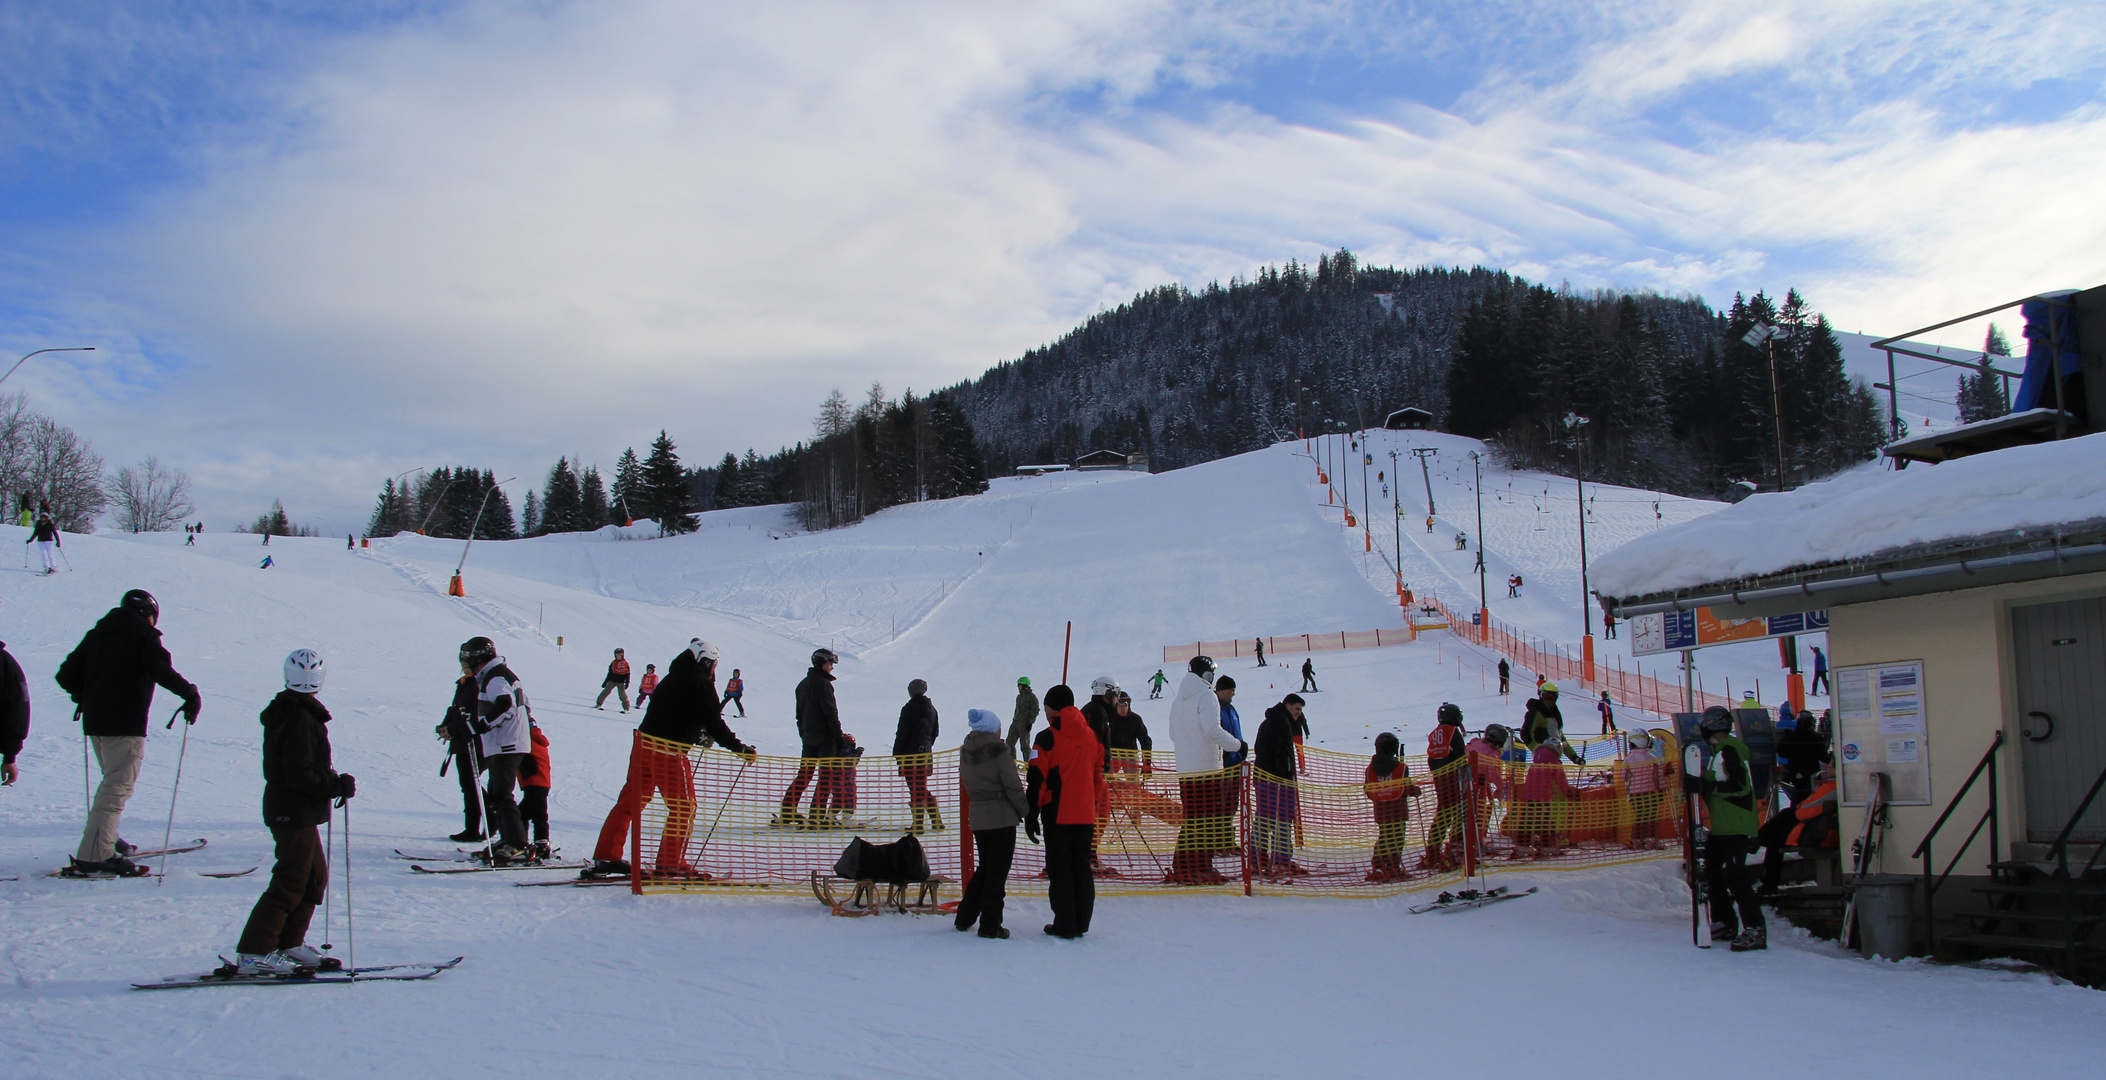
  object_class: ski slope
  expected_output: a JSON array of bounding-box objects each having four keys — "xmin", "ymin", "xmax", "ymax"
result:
[{"xmin": 1, "ymin": 439, "xmax": 2088, "ymax": 1080}]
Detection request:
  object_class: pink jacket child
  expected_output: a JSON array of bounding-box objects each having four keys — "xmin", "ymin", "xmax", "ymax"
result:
[{"xmin": 1514, "ymin": 741, "xmax": 1576, "ymax": 851}]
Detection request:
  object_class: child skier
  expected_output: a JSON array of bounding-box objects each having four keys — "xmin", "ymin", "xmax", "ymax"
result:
[
  {"xmin": 1515, "ymin": 737, "xmax": 1575, "ymax": 854},
  {"xmin": 231, "ymin": 650, "xmax": 354, "ymax": 976},
  {"xmin": 1363, "ymin": 732, "xmax": 1418, "ymax": 882},
  {"xmin": 722, "ymin": 668, "xmax": 744, "ymax": 717},
  {"xmin": 520, "ymin": 714, "xmax": 554, "ymax": 861},
  {"xmin": 595, "ymin": 648, "xmax": 631, "ymax": 712},
  {"xmin": 1617, "ymin": 729, "xmax": 1667, "ymax": 847},
  {"xmin": 637, "ymin": 663, "xmax": 658, "ymax": 704}
]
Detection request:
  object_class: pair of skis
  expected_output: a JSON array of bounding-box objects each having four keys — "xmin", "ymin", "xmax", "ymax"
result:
[
  {"xmin": 50, "ymin": 839, "xmax": 209, "ymax": 879},
  {"xmin": 1408, "ymin": 885, "xmax": 1538, "ymax": 913},
  {"xmin": 135, "ymin": 956, "xmax": 464, "ymax": 991},
  {"xmin": 1684, "ymin": 744, "xmax": 1712, "ymax": 948}
]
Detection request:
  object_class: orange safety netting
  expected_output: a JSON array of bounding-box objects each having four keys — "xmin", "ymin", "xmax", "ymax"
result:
[{"xmin": 626, "ymin": 732, "xmax": 1686, "ymax": 898}]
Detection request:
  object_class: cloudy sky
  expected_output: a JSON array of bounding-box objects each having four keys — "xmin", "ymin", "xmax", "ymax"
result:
[{"xmin": 2, "ymin": 0, "xmax": 2101, "ymax": 532}]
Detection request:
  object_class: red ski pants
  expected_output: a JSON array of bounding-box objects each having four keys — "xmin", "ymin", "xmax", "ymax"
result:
[{"xmin": 593, "ymin": 740, "xmax": 696, "ymax": 867}]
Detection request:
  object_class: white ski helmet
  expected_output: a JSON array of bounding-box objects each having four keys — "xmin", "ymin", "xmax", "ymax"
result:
[
  {"xmin": 284, "ymin": 649, "xmax": 325, "ymax": 693},
  {"xmin": 689, "ymin": 638, "xmax": 720, "ymax": 664},
  {"xmin": 1089, "ymin": 675, "xmax": 1120, "ymax": 697}
]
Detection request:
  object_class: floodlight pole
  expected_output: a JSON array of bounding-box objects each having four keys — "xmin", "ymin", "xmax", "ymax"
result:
[
  {"xmin": 449, "ymin": 477, "xmax": 517, "ymax": 596},
  {"xmin": 1410, "ymin": 447, "xmax": 1437, "ymax": 517},
  {"xmin": 0, "ymin": 347, "xmax": 95, "ymax": 389},
  {"xmin": 1470, "ymin": 450, "xmax": 1487, "ymax": 621}
]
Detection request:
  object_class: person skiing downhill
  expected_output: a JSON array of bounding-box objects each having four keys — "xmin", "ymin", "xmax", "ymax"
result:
[
  {"xmin": 27, "ymin": 511, "xmax": 59, "ymax": 574},
  {"xmin": 1691, "ymin": 706, "xmax": 1767, "ymax": 951},
  {"xmin": 722, "ymin": 668, "xmax": 744, "ymax": 717},
  {"xmin": 1299, "ymin": 658, "xmax": 1318, "ymax": 693},
  {"xmin": 1253, "ymin": 638, "xmax": 1266, "ymax": 667},
  {"xmin": 231, "ymin": 650, "xmax": 355, "ymax": 976},
  {"xmin": 55, "ymin": 589, "xmax": 201, "ymax": 876},
  {"xmin": 460, "ymin": 637, "xmax": 533, "ymax": 864},
  {"xmin": 595, "ymin": 648, "xmax": 631, "ymax": 712},
  {"xmin": 1597, "ymin": 691, "xmax": 1617, "ymax": 734},
  {"xmin": 1497, "ymin": 658, "xmax": 1511, "ymax": 695},
  {"xmin": 1147, "ymin": 669, "xmax": 1167, "ymax": 700},
  {"xmin": 637, "ymin": 664, "xmax": 659, "ymax": 705},
  {"xmin": 1006, "ymin": 677, "xmax": 1039, "ymax": 760},
  {"xmin": 586, "ymin": 639, "xmax": 754, "ymax": 879}
]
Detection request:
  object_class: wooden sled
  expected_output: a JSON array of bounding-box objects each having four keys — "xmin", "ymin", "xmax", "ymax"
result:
[{"xmin": 809, "ymin": 870, "xmax": 950, "ymax": 916}]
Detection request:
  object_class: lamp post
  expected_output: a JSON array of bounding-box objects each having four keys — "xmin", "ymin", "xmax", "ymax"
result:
[
  {"xmin": 1389, "ymin": 448, "xmax": 1402, "ymax": 593},
  {"xmin": 1470, "ymin": 450, "xmax": 1488, "ymax": 624},
  {"xmin": 1743, "ymin": 321, "xmax": 1788, "ymax": 492},
  {"xmin": 449, "ymin": 477, "xmax": 517, "ymax": 597},
  {"xmin": 0, "ymin": 347, "xmax": 95, "ymax": 389},
  {"xmin": 417, "ymin": 475, "xmax": 461, "ymax": 535},
  {"xmin": 1566, "ymin": 413, "xmax": 1596, "ymax": 683}
]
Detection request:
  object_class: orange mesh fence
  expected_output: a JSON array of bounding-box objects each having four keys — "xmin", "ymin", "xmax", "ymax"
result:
[
  {"xmin": 1419, "ymin": 593, "xmax": 1735, "ymax": 715},
  {"xmin": 1163, "ymin": 629, "xmax": 1416, "ymax": 665},
  {"xmin": 627, "ymin": 732, "xmax": 1683, "ymax": 899}
]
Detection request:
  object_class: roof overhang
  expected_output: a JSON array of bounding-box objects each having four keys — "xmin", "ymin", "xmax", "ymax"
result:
[{"xmin": 1883, "ymin": 408, "xmax": 2073, "ymax": 465}]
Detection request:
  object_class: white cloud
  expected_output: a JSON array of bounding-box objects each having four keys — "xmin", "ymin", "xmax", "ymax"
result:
[{"xmin": 1, "ymin": 0, "xmax": 2100, "ymax": 531}]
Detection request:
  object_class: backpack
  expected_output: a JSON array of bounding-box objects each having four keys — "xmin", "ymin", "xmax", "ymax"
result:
[{"xmin": 834, "ymin": 834, "xmax": 929, "ymax": 883}]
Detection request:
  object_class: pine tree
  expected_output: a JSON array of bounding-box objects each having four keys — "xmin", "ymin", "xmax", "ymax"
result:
[
  {"xmin": 640, "ymin": 431, "xmax": 694, "ymax": 535},
  {"xmin": 366, "ymin": 479, "xmax": 402, "ymax": 538},
  {"xmin": 521, "ymin": 489, "xmax": 541, "ymax": 536},
  {"xmin": 1957, "ymin": 323, "xmax": 2012, "ymax": 424},
  {"xmin": 611, "ymin": 447, "xmax": 641, "ymax": 523},
  {"xmin": 539, "ymin": 458, "xmax": 583, "ymax": 534},
  {"xmin": 581, "ymin": 466, "xmax": 609, "ymax": 530}
]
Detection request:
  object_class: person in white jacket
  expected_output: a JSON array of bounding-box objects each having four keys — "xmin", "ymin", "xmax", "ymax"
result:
[
  {"xmin": 461, "ymin": 637, "xmax": 535, "ymax": 863},
  {"xmin": 1165, "ymin": 656, "xmax": 1246, "ymax": 885}
]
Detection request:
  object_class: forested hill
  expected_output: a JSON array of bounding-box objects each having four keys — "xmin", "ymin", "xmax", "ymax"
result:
[{"xmin": 942, "ymin": 251, "xmax": 1887, "ymax": 497}]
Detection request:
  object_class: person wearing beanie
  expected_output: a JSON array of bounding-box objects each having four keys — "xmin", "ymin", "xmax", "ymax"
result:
[
  {"xmin": 956, "ymin": 708, "xmax": 1026, "ymax": 938},
  {"xmin": 1026, "ymin": 685, "xmax": 1107, "ymax": 939},
  {"xmin": 893, "ymin": 679, "xmax": 942, "ymax": 834}
]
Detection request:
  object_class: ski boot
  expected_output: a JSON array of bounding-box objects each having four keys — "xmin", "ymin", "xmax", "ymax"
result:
[
  {"xmin": 488, "ymin": 842, "xmax": 533, "ymax": 866},
  {"xmin": 769, "ymin": 808, "xmax": 806, "ymax": 829},
  {"xmin": 234, "ymin": 952, "xmax": 304, "ymax": 977},
  {"xmin": 1730, "ymin": 926, "xmax": 1768, "ymax": 952},
  {"xmin": 581, "ymin": 859, "xmax": 631, "ymax": 880},
  {"xmin": 113, "ymin": 838, "xmax": 138, "ymax": 857},
  {"xmin": 531, "ymin": 840, "xmax": 554, "ymax": 862},
  {"xmin": 278, "ymin": 944, "xmax": 342, "ymax": 971},
  {"xmin": 450, "ymin": 828, "xmax": 487, "ymax": 844}
]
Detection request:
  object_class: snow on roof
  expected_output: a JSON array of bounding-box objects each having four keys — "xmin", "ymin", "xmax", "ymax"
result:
[{"xmin": 1590, "ymin": 432, "xmax": 2106, "ymax": 599}]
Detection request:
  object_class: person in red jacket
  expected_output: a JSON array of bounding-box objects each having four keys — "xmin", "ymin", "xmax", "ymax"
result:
[
  {"xmin": 1026, "ymin": 685, "xmax": 1108, "ymax": 939},
  {"xmin": 636, "ymin": 664, "xmax": 658, "ymax": 703},
  {"xmin": 1363, "ymin": 733, "xmax": 1419, "ymax": 882},
  {"xmin": 595, "ymin": 649, "xmax": 632, "ymax": 712},
  {"xmin": 519, "ymin": 716, "xmax": 554, "ymax": 861}
]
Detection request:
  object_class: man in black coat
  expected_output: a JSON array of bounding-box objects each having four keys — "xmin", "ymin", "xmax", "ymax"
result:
[
  {"xmin": 1251, "ymin": 695, "xmax": 1307, "ymax": 875},
  {"xmin": 776, "ymin": 649, "xmax": 841, "ymax": 827},
  {"xmin": 0, "ymin": 640, "xmax": 27, "ymax": 787},
  {"xmin": 434, "ymin": 675, "xmax": 484, "ymax": 842},
  {"xmin": 584, "ymin": 640, "xmax": 754, "ymax": 879},
  {"xmin": 54, "ymin": 589, "xmax": 200, "ymax": 874},
  {"xmin": 233, "ymin": 649, "xmax": 353, "ymax": 975},
  {"xmin": 893, "ymin": 679, "xmax": 941, "ymax": 833}
]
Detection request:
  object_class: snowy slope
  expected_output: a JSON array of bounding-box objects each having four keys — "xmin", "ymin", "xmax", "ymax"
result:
[{"xmin": 2, "ymin": 440, "xmax": 2078, "ymax": 1080}]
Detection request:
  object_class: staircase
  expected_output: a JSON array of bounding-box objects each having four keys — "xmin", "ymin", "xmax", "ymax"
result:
[{"xmin": 1945, "ymin": 853, "xmax": 2106, "ymax": 977}]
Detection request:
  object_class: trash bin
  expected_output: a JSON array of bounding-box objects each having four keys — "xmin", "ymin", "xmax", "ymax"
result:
[{"xmin": 1851, "ymin": 874, "xmax": 1917, "ymax": 960}]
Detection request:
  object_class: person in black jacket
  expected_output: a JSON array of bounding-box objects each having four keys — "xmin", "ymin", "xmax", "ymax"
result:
[
  {"xmin": 54, "ymin": 589, "xmax": 200, "ymax": 875},
  {"xmin": 894, "ymin": 679, "xmax": 941, "ymax": 834},
  {"xmin": 0, "ymin": 640, "xmax": 27, "ymax": 786},
  {"xmin": 583, "ymin": 640, "xmax": 754, "ymax": 880},
  {"xmin": 433, "ymin": 675, "xmax": 484, "ymax": 842},
  {"xmin": 775, "ymin": 649, "xmax": 842, "ymax": 828},
  {"xmin": 232, "ymin": 650, "xmax": 353, "ymax": 976},
  {"xmin": 1251, "ymin": 695, "xmax": 1307, "ymax": 876},
  {"xmin": 1106, "ymin": 691, "xmax": 1152, "ymax": 773}
]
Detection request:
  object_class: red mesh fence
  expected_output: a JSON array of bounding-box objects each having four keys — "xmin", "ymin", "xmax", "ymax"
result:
[{"xmin": 627, "ymin": 731, "xmax": 1684, "ymax": 900}]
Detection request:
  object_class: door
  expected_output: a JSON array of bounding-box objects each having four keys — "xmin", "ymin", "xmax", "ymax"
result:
[{"xmin": 2014, "ymin": 596, "xmax": 2106, "ymax": 842}]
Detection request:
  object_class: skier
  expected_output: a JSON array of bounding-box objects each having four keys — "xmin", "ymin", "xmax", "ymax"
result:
[
  {"xmin": 1005, "ymin": 676, "xmax": 1039, "ymax": 760},
  {"xmin": 519, "ymin": 714, "xmax": 554, "ymax": 861},
  {"xmin": 258, "ymin": 555, "xmax": 273, "ymax": 569},
  {"xmin": 1025, "ymin": 684, "xmax": 1107, "ymax": 939},
  {"xmin": 775, "ymin": 648, "xmax": 842, "ymax": 828},
  {"xmin": 1515, "ymin": 737, "xmax": 1575, "ymax": 852},
  {"xmin": 1618, "ymin": 729, "xmax": 1667, "ymax": 847},
  {"xmin": 1215, "ymin": 676, "xmax": 1244, "ymax": 767},
  {"xmin": 1522, "ymin": 683, "xmax": 1581, "ymax": 765},
  {"xmin": 594, "ymin": 648, "xmax": 632, "ymax": 712},
  {"xmin": 1497, "ymin": 658, "xmax": 1511, "ymax": 695},
  {"xmin": 1163, "ymin": 656, "xmax": 1246, "ymax": 885},
  {"xmin": 1253, "ymin": 637, "xmax": 1266, "ymax": 667},
  {"xmin": 231, "ymin": 650, "xmax": 355, "ymax": 975},
  {"xmin": 55, "ymin": 589, "xmax": 201, "ymax": 876},
  {"xmin": 1147, "ymin": 669, "xmax": 1167, "ymax": 700},
  {"xmin": 721, "ymin": 667, "xmax": 743, "ymax": 717},
  {"xmin": 1454, "ymin": 531, "xmax": 1467, "ymax": 551},
  {"xmin": 893, "ymin": 679, "xmax": 942, "ymax": 834},
  {"xmin": 15, "ymin": 492, "xmax": 29, "ymax": 528},
  {"xmin": 1363, "ymin": 733, "xmax": 1418, "ymax": 882},
  {"xmin": 1299, "ymin": 658, "xmax": 1318, "ymax": 693},
  {"xmin": 1603, "ymin": 613, "xmax": 1618, "ymax": 640},
  {"xmin": 0, "ymin": 638, "xmax": 26, "ymax": 786},
  {"xmin": 1107, "ymin": 690, "xmax": 1155, "ymax": 774},
  {"xmin": 1691, "ymin": 706, "xmax": 1768, "ymax": 951},
  {"xmin": 1081, "ymin": 676, "xmax": 1121, "ymax": 766},
  {"xmin": 637, "ymin": 663, "xmax": 659, "ymax": 705},
  {"xmin": 586, "ymin": 639, "xmax": 754, "ymax": 879},
  {"xmin": 1597, "ymin": 691, "xmax": 1617, "ymax": 734},
  {"xmin": 184, "ymin": 529, "xmax": 195, "ymax": 547},
  {"xmin": 956, "ymin": 708, "xmax": 1027, "ymax": 939},
  {"xmin": 1809, "ymin": 646, "xmax": 1830, "ymax": 696},
  {"xmin": 1251, "ymin": 694, "xmax": 1308, "ymax": 876},
  {"xmin": 1506, "ymin": 574, "xmax": 1519, "ymax": 598},
  {"xmin": 27, "ymin": 511, "xmax": 59, "ymax": 574},
  {"xmin": 459, "ymin": 637, "xmax": 533, "ymax": 864},
  {"xmin": 434, "ymin": 669, "xmax": 485, "ymax": 843},
  {"xmin": 1422, "ymin": 703, "xmax": 1469, "ymax": 871}
]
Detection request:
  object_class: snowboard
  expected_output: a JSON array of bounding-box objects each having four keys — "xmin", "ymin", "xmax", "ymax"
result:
[
  {"xmin": 134, "ymin": 956, "xmax": 463, "ymax": 990},
  {"xmin": 1684, "ymin": 742, "xmax": 1711, "ymax": 948},
  {"xmin": 1408, "ymin": 885, "xmax": 1537, "ymax": 913}
]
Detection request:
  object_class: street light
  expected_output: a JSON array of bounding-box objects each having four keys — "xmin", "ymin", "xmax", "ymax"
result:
[
  {"xmin": 1566, "ymin": 413, "xmax": 1596, "ymax": 682},
  {"xmin": 449, "ymin": 477, "xmax": 517, "ymax": 597},
  {"xmin": 0, "ymin": 347, "xmax": 95, "ymax": 389},
  {"xmin": 1469, "ymin": 450, "xmax": 1488, "ymax": 623},
  {"xmin": 1743, "ymin": 321, "xmax": 1788, "ymax": 492}
]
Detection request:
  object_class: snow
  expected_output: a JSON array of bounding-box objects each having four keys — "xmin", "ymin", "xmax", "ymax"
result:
[
  {"xmin": 1592, "ymin": 432, "xmax": 2106, "ymax": 600},
  {"xmin": 3, "ymin": 438, "xmax": 2090, "ymax": 1080}
]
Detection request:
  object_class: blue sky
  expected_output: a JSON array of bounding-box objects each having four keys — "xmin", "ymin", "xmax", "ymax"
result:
[{"xmin": 1, "ymin": 0, "xmax": 2102, "ymax": 531}]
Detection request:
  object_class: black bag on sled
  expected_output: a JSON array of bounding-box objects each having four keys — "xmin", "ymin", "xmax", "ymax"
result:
[{"xmin": 834, "ymin": 835, "xmax": 929, "ymax": 883}]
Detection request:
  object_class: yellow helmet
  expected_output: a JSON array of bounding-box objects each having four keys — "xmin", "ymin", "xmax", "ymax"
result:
[{"xmin": 1540, "ymin": 681, "xmax": 1560, "ymax": 695}]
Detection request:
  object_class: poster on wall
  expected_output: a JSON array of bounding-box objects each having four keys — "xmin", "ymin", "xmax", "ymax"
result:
[
  {"xmin": 1628, "ymin": 607, "xmax": 1829, "ymax": 656},
  {"xmin": 1834, "ymin": 660, "xmax": 1931, "ymax": 806}
]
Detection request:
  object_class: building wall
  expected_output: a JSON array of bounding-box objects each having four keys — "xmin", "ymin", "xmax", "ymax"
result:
[{"xmin": 1829, "ymin": 570, "xmax": 2106, "ymax": 878}]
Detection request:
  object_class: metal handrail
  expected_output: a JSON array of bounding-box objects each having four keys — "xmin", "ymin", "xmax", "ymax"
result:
[
  {"xmin": 2044, "ymin": 761, "xmax": 2106, "ymax": 972},
  {"xmin": 1913, "ymin": 731, "xmax": 2003, "ymax": 954},
  {"xmin": 2046, "ymin": 761, "xmax": 2106, "ymax": 879}
]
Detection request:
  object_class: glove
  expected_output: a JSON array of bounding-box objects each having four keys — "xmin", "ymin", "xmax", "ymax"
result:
[
  {"xmin": 736, "ymin": 744, "xmax": 758, "ymax": 762},
  {"xmin": 1024, "ymin": 812, "xmax": 1041, "ymax": 845},
  {"xmin": 519, "ymin": 756, "xmax": 540, "ymax": 779},
  {"xmin": 181, "ymin": 694, "xmax": 202, "ymax": 725},
  {"xmin": 335, "ymin": 773, "xmax": 357, "ymax": 800}
]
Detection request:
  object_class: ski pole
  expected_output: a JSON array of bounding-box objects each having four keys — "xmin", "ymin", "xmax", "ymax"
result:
[
  {"xmin": 342, "ymin": 798, "xmax": 355, "ymax": 976},
  {"xmin": 323, "ymin": 814, "xmax": 334, "ymax": 961},
  {"xmin": 693, "ymin": 753, "xmax": 751, "ymax": 868},
  {"xmin": 157, "ymin": 707, "xmax": 190, "ymax": 885},
  {"xmin": 57, "ymin": 545, "xmax": 72, "ymax": 571},
  {"xmin": 80, "ymin": 718, "xmax": 91, "ymax": 814}
]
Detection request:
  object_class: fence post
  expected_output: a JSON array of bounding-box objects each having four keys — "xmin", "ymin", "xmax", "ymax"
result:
[
  {"xmin": 1240, "ymin": 763, "xmax": 1254, "ymax": 897},
  {"xmin": 627, "ymin": 730, "xmax": 645, "ymax": 896},
  {"xmin": 960, "ymin": 779, "xmax": 974, "ymax": 883}
]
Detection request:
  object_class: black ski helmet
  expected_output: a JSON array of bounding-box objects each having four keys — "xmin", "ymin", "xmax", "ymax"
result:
[
  {"xmin": 1373, "ymin": 731, "xmax": 1399, "ymax": 755},
  {"xmin": 1188, "ymin": 655, "xmax": 1216, "ymax": 677},
  {"xmin": 1699, "ymin": 705, "xmax": 1735, "ymax": 736},
  {"xmin": 1483, "ymin": 723, "xmax": 1511, "ymax": 748},
  {"xmin": 120, "ymin": 589, "xmax": 159, "ymax": 621},
  {"xmin": 459, "ymin": 636, "xmax": 497, "ymax": 669},
  {"xmin": 1437, "ymin": 702, "xmax": 1464, "ymax": 726},
  {"xmin": 811, "ymin": 647, "xmax": 838, "ymax": 667}
]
